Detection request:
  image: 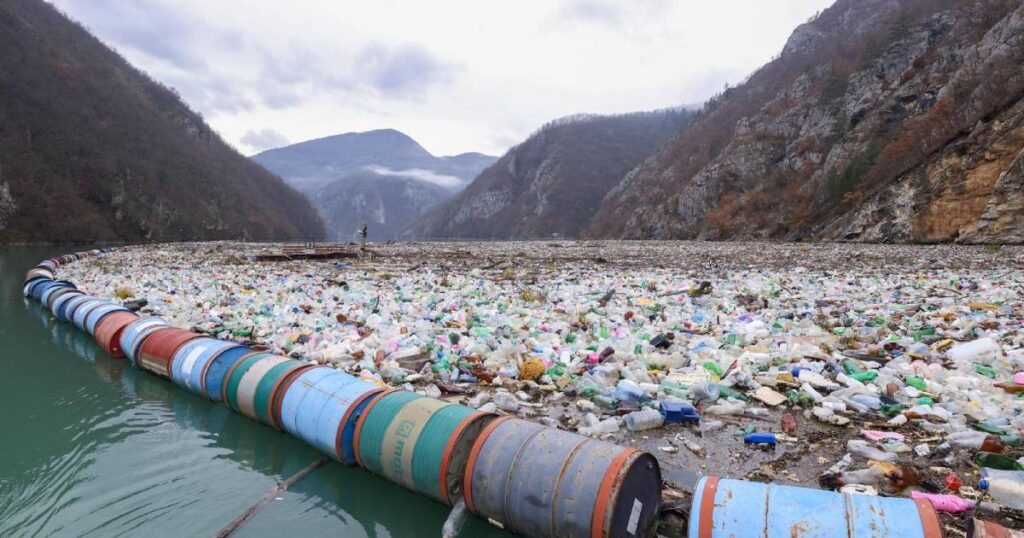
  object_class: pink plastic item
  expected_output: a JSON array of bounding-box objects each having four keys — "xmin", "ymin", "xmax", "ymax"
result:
[
  {"xmin": 910, "ymin": 491, "xmax": 975, "ymax": 513},
  {"xmin": 1014, "ymin": 372, "xmax": 1024, "ymax": 384}
]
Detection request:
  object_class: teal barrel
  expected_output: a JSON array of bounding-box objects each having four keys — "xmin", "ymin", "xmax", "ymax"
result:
[
  {"xmin": 221, "ymin": 352, "xmax": 275, "ymax": 413},
  {"xmin": 354, "ymin": 390, "xmax": 495, "ymax": 505},
  {"xmin": 463, "ymin": 417, "xmax": 662, "ymax": 538},
  {"xmin": 169, "ymin": 338, "xmax": 242, "ymax": 396},
  {"xmin": 119, "ymin": 317, "xmax": 171, "ymax": 366},
  {"xmin": 278, "ymin": 367, "xmax": 384, "ymax": 464},
  {"xmin": 200, "ymin": 346, "xmax": 257, "ymax": 401},
  {"xmin": 238, "ymin": 355, "xmax": 311, "ymax": 427},
  {"xmin": 688, "ymin": 477, "xmax": 943, "ymax": 538}
]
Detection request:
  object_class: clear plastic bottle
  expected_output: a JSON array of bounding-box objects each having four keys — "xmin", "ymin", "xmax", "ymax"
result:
[
  {"xmin": 579, "ymin": 417, "xmax": 619, "ymax": 437},
  {"xmin": 703, "ymin": 401, "xmax": 745, "ymax": 415},
  {"xmin": 847, "ymin": 440, "xmax": 897, "ymax": 462},
  {"xmin": 624, "ymin": 408, "xmax": 665, "ymax": 431},
  {"xmin": 979, "ymin": 469, "xmax": 1024, "ymax": 509}
]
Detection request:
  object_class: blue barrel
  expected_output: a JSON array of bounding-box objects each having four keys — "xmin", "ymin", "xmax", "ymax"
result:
[
  {"xmin": 84, "ymin": 303, "xmax": 131, "ymax": 335},
  {"xmin": 39, "ymin": 281, "xmax": 74, "ymax": 306},
  {"xmin": 23, "ymin": 279, "xmax": 46, "ymax": 298},
  {"xmin": 34, "ymin": 280, "xmax": 75, "ymax": 302},
  {"xmin": 119, "ymin": 317, "xmax": 171, "ymax": 365},
  {"xmin": 688, "ymin": 477, "xmax": 943, "ymax": 538},
  {"xmin": 464, "ymin": 416, "xmax": 662, "ymax": 538},
  {"xmin": 200, "ymin": 346, "xmax": 258, "ymax": 401},
  {"xmin": 71, "ymin": 299, "xmax": 109, "ymax": 331},
  {"xmin": 170, "ymin": 338, "xmax": 242, "ymax": 395},
  {"xmin": 280, "ymin": 368, "xmax": 383, "ymax": 464},
  {"xmin": 59, "ymin": 294, "xmax": 98, "ymax": 323},
  {"xmin": 46, "ymin": 288, "xmax": 82, "ymax": 314},
  {"xmin": 50, "ymin": 290, "xmax": 84, "ymax": 319}
]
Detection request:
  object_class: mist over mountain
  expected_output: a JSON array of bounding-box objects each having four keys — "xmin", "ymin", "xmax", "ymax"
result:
[
  {"xmin": 253, "ymin": 129, "xmax": 496, "ymax": 240},
  {"xmin": 407, "ymin": 109, "xmax": 693, "ymax": 239},
  {"xmin": 0, "ymin": 0, "xmax": 323, "ymax": 243}
]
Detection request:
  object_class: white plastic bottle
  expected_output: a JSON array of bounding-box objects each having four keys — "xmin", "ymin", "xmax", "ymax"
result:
[
  {"xmin": 979, "ymin": 469, "xmax": 1024, "ymax": 510},
  {"xmin": 624, "ymin": 408, "xmax": 665, "ymax": 431}
]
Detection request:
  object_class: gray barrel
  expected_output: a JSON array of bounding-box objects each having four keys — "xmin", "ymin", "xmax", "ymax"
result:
[{"xmin": 464, "ymin": 417, "xmax": 661, "ymax": 538}]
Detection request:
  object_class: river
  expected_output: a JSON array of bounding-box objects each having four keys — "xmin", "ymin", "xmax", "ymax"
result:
[{"xmin": 0, "ymin": 246, "xmax": 509, "ymax": 538}]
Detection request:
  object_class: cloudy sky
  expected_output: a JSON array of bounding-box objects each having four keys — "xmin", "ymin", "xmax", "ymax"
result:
[{"xmin": 52, "ymin": 0, "xmax": 833, "ymax": 157}]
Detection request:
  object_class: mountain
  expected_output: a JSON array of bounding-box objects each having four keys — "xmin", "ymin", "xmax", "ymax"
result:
[
  {"xmin": 406, "ymin": 110, "xmax": 692, "ymax": 239},
  {"xmin": 0, "ymin": 0, "xmax": 323, "ymax": 243},
  {"xmin": 253, "ymin": 130, "xmax": 497, "ymax": 240},
  {"xmin": 588, "ymin": 0, "xmax": 1024, "ymax": 243}
]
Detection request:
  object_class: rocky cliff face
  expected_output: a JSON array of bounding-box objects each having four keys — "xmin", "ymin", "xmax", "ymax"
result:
[
  {"xmin": 589, "ymin": 0, "xmax": 1024, "ymax": 243},
  {"xmin": 409, "ymin": 110, "xmax": 691, "ymax": 239}
]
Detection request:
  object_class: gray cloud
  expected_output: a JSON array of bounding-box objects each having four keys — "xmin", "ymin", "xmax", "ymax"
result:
[
  {"xmin": 558, "ymin": 0, "xmax": 624, "ymax": 27},
  {"xmin": 241, "ymin": 128, "xmax": 290, "ymax": 152},
  {"xmin": 356, "ymin": 44, "xmax": 456, "ymax": 96}
]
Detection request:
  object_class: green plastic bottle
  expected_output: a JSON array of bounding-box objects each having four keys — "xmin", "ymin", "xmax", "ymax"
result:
[
  {"xmin": 974, "ymin": 364, "xmax": 996, "ymax": 378},
  {"xmin": 843, "ymin": 360, "xmax": 864, "ymax": 375},
  {"xmin": 592, "ymin": 394, "xmax": 617, "ymax": 410},
  {"xmin": 906, "ymin": 376, "xmax": 926, "ymax": 390},
  {"xmin": 975, "ymin": 452, "xmax": 1024, "ymax": 471},
  {"xmin": 881, "ymin": 404, "xmax": 906, "ymax": 417},
  {"xmin": 718, "ymin": 386, "xmax": 750, "ymax": 402},
  {"xmin": 703, "ymin": 361, "xmax": 724, "ymax": 377},
  {"xmin": 850, "ymin": 371, "xmax": 878, "ymax": 383}
]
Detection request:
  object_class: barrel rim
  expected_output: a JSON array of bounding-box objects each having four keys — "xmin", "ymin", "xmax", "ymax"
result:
[
  {"xmin": 462, "ymin": 414, "xmax": 515, "ymax": 516},
  {"xmin": 693, "ymin": 475, "xmax": 720, "ymax": 538},
  {"xmin": 913, "ymin": 498, "xmax": 944, "ymax": 538},
  {"xmin": 270, "ymin": 363, "xmax": 325, "ymax": 430},
  {"xmin": 438, "ymin": 411, "xmax": 493, "ymax": 506},
  {"xmin": 351, "ymin": 387, "xmax": 401, "ymax": 468},
  {"xmin": 222, "ymin": 352, "xmax": 272, "ymax": 411},
  {"xmin": 93, "ymin": 311, "xmax": 141, "ymax": 358},
  {"xmin": 139, "ymin": 329, "xmax": 203, "ymax": 378},
  {"xmin": 198, "ymin": 344, "xmax": 250, "ymax": 397},
  {"xmin": 590, "ymin": 447, "xmax": 641, "ymax": 538},
  {"xmin": 264, "ymin": 362, "xmax": 316, "ymax": 428},
  {"xmin": 334, "ymin": 386, "xmax": 387, "ymax": 462},
  {"xmin": 125, "ymin": 319, "xmax": 172, "ymax": 365}
]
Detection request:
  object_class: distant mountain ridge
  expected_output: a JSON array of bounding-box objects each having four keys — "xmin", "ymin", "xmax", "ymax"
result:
[
  {"xmin": 253, "ymin": 129, "xmax": 496, "ymax": 240},
  {"xmin": 406, "ymin": 109, "xmax": 692, "ymax": 239},
  {"xmin": 0, "ymin": 0, "xmax": 323, "ymax": 243}
]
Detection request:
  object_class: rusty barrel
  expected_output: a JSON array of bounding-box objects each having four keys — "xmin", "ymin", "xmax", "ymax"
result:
[
  {"xmin": 83, "ymin": 303, "xmax": 130, "ymax": 335},
  {"xmin": 200, "ymin": 346, "xmax": 258, "ymax": 401},
  {"xmin": 71, "ymin": 299, "xmax": 110, "ymax": 331},
  {"xmin": 137, "ymin": 327, "xmax": 202, "ymax": 379},
  {"xmin": 119, "ymin": 317, "xmax": 171, "ymax": 366},
  {"xmin": 92, "ymin": 311, "xmax": 140, "ymax": 358},
  {"xmin": 279, "ymin": 368, "xmax": 384, "ymax": 465},
  {"xmin": 169, "ymin": 338, "xmax": 243, "ymax": 396},
  {"xmin": 464, "ymin": 417, "xmax": 662, "ymax": 538},
  {"xmin": 688, "ymin": 477, "xmax": 943, "ymax": 538},
  {"xmin": 354, "ymin": 390, "xmax": 495, "ymax": 505}
]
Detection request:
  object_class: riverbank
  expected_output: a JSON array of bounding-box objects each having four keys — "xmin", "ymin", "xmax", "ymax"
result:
[{"xmin": 59, "ymin": 241, "xmax": 1024, "ymax": 533}]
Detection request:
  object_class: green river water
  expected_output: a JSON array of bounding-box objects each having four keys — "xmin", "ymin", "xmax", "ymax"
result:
[{"xmin": 0, "ymin": 246, "xmax": 510, "ymax": 538}]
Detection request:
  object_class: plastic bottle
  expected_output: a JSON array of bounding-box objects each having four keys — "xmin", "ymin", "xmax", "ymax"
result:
[
  {"xmin": 613, "ymin": 379, "xmax": 647, "ymax": 402},
  {"xmin": 624, "ymin": 409, "xmax": 664, "ymax": 432},
  {"xmin": 743, "ymin": 432, "xmax": 777, "ymax": 446},
  {"xmin": 949, "ymin": 431, "xmax": 1006, "ymax": 453},
  {"xmin": 979, "ymin": 469, "xmax": 1024, "ymax": 509},
  {"xmin": 703, "ymin": 401, "xmax": 745, "ymax": 416},
  {"xmin": 846, "ymin": 440, "xmax": 897, "ymax": 462},
  {"xmin": 838, "ymin": 467, "xmax": 885, "ymax": 487},
  {"xmin": 946, "ymin": 338, "xmax": 1000, "ymax": 362},
  {"xmin": 690, "ymin": 381, "xmax": 720, "ymax": 405},
  {"xmin": 976, "ymin": 452, "xmax": 1024, "ymax": 471},
  {"xmin": 910, "ymin": 491, "xmax": 975, "ymax": 513},
  {"xmin": 492, "ymin": 392, "xmax": 520, "ymax": 412},
  {"xmin": 579, "ymin": 417, "xmax": 619, "ymax": 437}
]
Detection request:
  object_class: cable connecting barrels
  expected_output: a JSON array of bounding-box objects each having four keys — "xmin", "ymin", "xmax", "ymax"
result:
[{"xmin": 21, "ymin": 247, "xmax": 665, "ymax": 538}]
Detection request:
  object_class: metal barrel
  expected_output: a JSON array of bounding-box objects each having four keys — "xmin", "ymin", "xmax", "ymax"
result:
[
  {"xmin": 49, "ymin": 289, "xmax": 84, "ymax": 318},
  {"xmin": 71, "ymin": 299, "xmax": 109, "ymax": 331},
  {"xmin": 200, "ymin": 346, "xmax": 258, "ymax": 401},
  {"xmin": 279, "ymin": 368, "xmax": 384, "ymax": 464},
  {"xmin": 688, "ymin": 477, "xmax": 943, "ymax": 538},
  {"xmin": 92, "ymin": 311, "xmax": 141, "ymax": 358},
  {"xmin": 221, "ymin": 352, "xmax": 276, "ymax": 412},
  {"xmin": 59, "ymin": 294, "xmax": 98, "ymax": 323},
  {"xmin": 23, "ymin": 278, "xmax": 47, "ymax": 298},
  {"xmin": 354, "ymin": 390, "xmax": 494, "ymax": 505},
  {"xmin": 464, "ymin": 417, "xmax": 662, "ymax": 538},
  {"xmin": 233, "ymin": 354, "xmax": 310, "ymax": 426},
  {"xmin": 38, "ymin": 280, "xmax": 76, "ymax": 304},
  {"xmin": 119, "ymin": 317, "xmax": 171, "ymax": 366},
  {"xmin": 84, "ymin": 303, "xmax": 131, "ymax": 335},
  {"xmin": 24, "ymin": 268, "xmax": 55, "ymax": 283},
  {"xmin": 43, "ymin": 285, "xmax": 77, "ymax": 311},
  {"xmin": 170, "ymin": 338, "xmax": 242, "ymax": 396},
  {"xmin": 137, "ymin": 328, "xmax": 202, "ymax": 378}
]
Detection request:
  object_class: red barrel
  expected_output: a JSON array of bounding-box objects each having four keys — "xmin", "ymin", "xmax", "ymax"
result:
[
  {"xmin": 137, "ymin": 328, "xmax": 203, "ymax": 379},
  {"xmin": 93, "ymin": 311, "xmax": 141, "ymax": 358}
]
